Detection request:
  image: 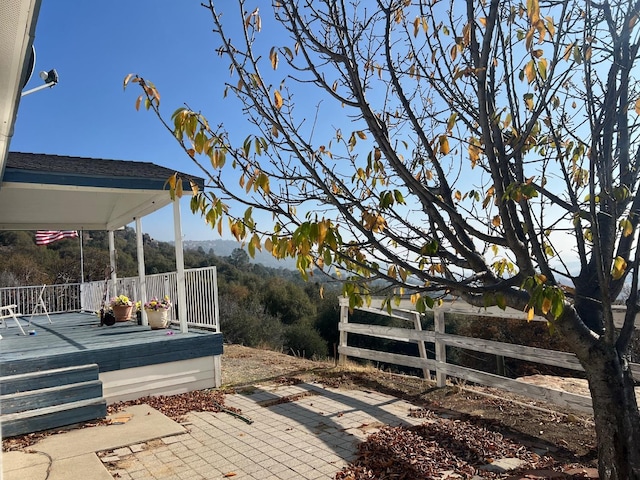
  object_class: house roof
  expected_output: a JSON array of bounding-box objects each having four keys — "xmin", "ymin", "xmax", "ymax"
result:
[{"xmin": 0, "ymin": 152, "xmax": 205, "ymax": 231}]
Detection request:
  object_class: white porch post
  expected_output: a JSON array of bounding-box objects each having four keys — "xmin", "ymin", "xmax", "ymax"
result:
[
  {"xmin": 135, "ymin": 217, "xmax": 148, "ymax": 326},
  {"xmin": 173, "ymin": 199, "xmax": 188, "ymax": 333},
  {"xmin": 108, "ymin": 230, "xmax": 117, "ymax": 298}
]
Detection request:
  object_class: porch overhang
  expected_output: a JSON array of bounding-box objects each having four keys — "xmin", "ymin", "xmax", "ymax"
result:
[
  {"xmin": 0, "ymin": 0, "xmax": 42, "ymax": 176},
  {"xmin": 0, "ymin": 152, "xmax": 204, "ymax": 231}
]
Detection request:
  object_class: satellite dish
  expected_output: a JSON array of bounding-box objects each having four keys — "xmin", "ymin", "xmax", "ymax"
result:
[{"xmin": 21, "ymin": 45, "xmax": 36, "ymax": 89}]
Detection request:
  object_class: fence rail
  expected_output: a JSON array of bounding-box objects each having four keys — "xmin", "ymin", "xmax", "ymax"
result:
[
  {"xmin": 0, "ymin": 266, "xmax": 219, "ymax": 332},
  {"xmin": 338, "ymin": 297, "xmax": 640, "ymax": 414}
]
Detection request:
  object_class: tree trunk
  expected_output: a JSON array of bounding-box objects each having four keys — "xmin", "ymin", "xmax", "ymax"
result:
[{"xmin": 583, "ymin": 342, "xmax": 640, "ymax": 479}]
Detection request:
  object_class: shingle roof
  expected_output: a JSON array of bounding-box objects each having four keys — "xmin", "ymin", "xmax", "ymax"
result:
[{"xmin": 5, "ymin": 152, "xmax": 205, "ymax": 190}]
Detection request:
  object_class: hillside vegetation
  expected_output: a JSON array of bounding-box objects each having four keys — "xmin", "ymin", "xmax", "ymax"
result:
[{"xmin": 0, "ymin": 228, "xmax": 338, "ymax": 358}]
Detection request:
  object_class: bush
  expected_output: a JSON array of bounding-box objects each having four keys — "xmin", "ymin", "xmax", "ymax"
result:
[
  {"xmin": 219, "ymin": 295, "xmax": 284, "ymax": 349},
  {"xmin": 283, "ymin": 323, "xmax": 328, "ymax": 359}
]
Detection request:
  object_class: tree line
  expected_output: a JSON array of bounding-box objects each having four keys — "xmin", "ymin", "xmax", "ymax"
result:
[{"xmin": 0, "ymin": 228, "xmax": 338, "ymax": 358}]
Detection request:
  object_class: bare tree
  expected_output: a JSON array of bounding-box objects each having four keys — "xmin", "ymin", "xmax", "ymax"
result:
[{"xmin": 126, "ymin": 0, "xmax": 640, "ymax": 477}]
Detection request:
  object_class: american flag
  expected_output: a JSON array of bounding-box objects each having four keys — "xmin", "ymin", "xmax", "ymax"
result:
[{"xmin": 35, "ymin": 230, "xmax": 79, "ymax": 246}]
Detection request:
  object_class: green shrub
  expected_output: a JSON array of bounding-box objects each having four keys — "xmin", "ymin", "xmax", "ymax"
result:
[{"xmin": 283, "ymin": 323, "xmax": 328, "ymax": 359}]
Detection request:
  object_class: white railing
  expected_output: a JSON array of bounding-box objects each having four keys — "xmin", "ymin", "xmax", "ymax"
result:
[
  {"xmin": 0, "ymin": 283, "xmax": 82, "ymax": 315},
  {"xmin": 338, "ymin": 297, "xmax": 640, "ymax": 414},
  {"xmin": 2, "ymin": 266, "xmax": 219, "ymax": 332}
]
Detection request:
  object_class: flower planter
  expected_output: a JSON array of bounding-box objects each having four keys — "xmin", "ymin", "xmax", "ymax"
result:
[
  {"xmin": 146, "ymin": 309, "xmax": 169, "ymax": 329},
  {"xmin": 112, "ymin": 305, "xmax": 133, "ymax": 322}
]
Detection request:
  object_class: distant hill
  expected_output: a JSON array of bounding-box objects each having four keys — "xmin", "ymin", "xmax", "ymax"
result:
[{"xmin": 181, "ymin": 239, "xmax": 296, "ymax": 269}]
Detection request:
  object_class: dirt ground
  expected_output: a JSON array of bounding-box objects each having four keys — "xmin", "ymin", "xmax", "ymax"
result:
[{"xmin": 222, "ymin": 344, "xmax": 598, "ymax": 464}]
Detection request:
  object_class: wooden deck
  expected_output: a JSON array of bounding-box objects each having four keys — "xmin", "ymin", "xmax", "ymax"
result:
[{"xmin": 0, "ymin": 312, "xmax": 223, "ymax": 402}]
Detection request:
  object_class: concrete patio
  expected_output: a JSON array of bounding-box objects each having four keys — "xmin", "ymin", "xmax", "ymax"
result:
[{"xmin": 3, "ymin": 382, "xmax": 428, "ymax": 480}]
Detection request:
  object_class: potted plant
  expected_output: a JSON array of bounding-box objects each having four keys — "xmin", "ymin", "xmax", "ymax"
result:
[
  {"xmin": 144, "ymin": 296, "xmax": 172, "ymax": 329},
  {"xmin": 110, "ymin": 295, "xmax": 134, "ymax": 322}
]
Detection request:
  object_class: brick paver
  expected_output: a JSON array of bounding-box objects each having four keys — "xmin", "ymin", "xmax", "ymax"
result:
[{"xmin": 102, "ymin": 382, "xmax": 424, "ymax": 479}]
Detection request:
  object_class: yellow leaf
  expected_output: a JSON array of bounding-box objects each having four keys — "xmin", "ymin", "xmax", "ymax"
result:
[
  {"xmin": 621, "ymin": 218, "xmax": 634, "ymax": 237},
  {"xmin": 123, "ymin": 73, "xmax": 133, "ymax": 89},
  {"xmin": 447, "ymin": 113, "xmax": 457, "ymax": 132},
  {"xmin": 269, "ymin": 47, "xmax": 279, "ymax": 70},
  {"xmin": 527, "ymin": 0, "xmax": 540, "ymax": 24},
  {"xmin": 527, "ymin": 307, "xmax": 534, "ymax": 322},
  {"xmin": 468, "ymin": 141, "xmax": 481, "ymax": 167},
  {"xmin": 274, "ymin": 90, "xmax": 284, "ymax": 110},
  {"xmin": 563, "ymin": 42, "xmax": 574, "ymax": 61},
  {"xmin": 612, "ymin": 256, "xmax": 627, "ymax": 280},
  {"xmin": 525, "ymin": 96, "xmax": 534, "ymax": 111},
  {"xmin": 439, "ymin": 135, "xmax": 450, "ymax": 155},
  {"xmin": 168, "ymin": 173, "xmax": 177, "ymax": 191},
  {"xmin": 541, "ymin": 297, "xmax": 552, "ymax": 315},
  {"xmin": 538, "ymin": 58, "xmax": 547, "ymax": 80},
  {"xmin": 450, "ymin": 43, "xmax": 457, "ymax": 61},
  {"xmin": 524, "ymin": 60, "xmax": 536, "ymax": 84},
  {"xmin": 356, "ymin": 130, "xmax": 367, "ymax": 140},
  {"xmin": 635, "ymin": 98, "xmax": 640, "ymax": 115},
  {"xmin": 454, "ymin": 190, "xmax": 462, "ymax": 201},
  {"xmin": 525, "ymin": 27, "xmax": 535, "ymax": 51},
  {"xmin": 479, "ymin": 17, "xmax": 487, "ymax": 27},
  {"xmin": 492, "ymin": 215, "xmax": 501, "ymax": 227}
]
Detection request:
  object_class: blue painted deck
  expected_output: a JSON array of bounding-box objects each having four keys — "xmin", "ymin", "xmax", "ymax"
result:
[{"xmin": 0, "ymin": 312, "xmax": 224, "ymax": 377}]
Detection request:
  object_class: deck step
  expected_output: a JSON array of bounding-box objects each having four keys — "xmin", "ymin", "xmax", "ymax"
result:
[
  {"xmin": 0, "ymin": 364, "xmax": 100, "ymax": 395},
  {"xmin": 0, "ymin": 363, "xmax": 107, "ymax": 437},
  {"xmin": 0, "ymin": 380, "xmax": 103, "ymax": 415},
  {"xmin": 1, "ymin": 398, "xmax": 107, "ymax": 438}
]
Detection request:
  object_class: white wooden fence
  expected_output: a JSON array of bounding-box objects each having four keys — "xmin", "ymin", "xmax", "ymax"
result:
[{"xmin": 338, "ymin": 297, "xmax": 640, "ymax": 414}]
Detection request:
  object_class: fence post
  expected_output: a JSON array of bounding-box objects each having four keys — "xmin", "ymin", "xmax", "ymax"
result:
[
  {"xmin": 413, "ymin": 312, "xmax": 430, "ymax": 380},
  {"xmin": 338, "ymin": 298, "xmax": 349, "ymax": 366},
  {"xmin": 434, "ymin": 308, "xmax": 446, "ymax": 387}
]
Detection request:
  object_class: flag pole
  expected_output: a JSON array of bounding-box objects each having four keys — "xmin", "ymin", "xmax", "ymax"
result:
[{"xmin": 80, "ymin": 229, "xmax": 84, "ymax": 283}]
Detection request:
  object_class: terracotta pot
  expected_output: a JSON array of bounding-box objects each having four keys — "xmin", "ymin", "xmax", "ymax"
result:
[
  {"xmin": 112, "ymin": 304, "xmax": 133, "ymax": 322},
  {"xmin": 146, "ymin": 309, "xmax": 169, "ymax": 329}
]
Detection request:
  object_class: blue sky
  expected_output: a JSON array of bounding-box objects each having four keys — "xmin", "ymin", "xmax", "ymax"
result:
[{"xmin": 11, "ymin": 1, "xmax": 254, "ymax": 242}]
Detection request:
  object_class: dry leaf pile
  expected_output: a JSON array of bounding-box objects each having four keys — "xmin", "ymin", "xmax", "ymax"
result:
[
  {"xmin": 335, "ymin": 416, "xmax": 593, "ymax": 479},
  {"xmin": 107, "ymin": 389, "xmax": 238, "ymax": 422}
]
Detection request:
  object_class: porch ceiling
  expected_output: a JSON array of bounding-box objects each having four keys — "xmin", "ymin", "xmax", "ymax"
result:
[{"xmin": 0, "ymin": 152, "xmax": 204, "ymax": 231}]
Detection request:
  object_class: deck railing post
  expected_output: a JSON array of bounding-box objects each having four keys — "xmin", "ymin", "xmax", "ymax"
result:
[
  {"xmin": 135, "ymin": 217, "xmax": 148, "ymax": 326},
  {"xmin": 108, "ymin": 230, "xmax": 117, "ymax": 298},
  {"xmin": 338, "ymin": 297, "xmax": 349, "ymax": 366},
  {"xmin": 173, "ymin": 199, "xmax": 188, "ymax": 334},
  {"xmin": 434, "ymin": 308, "xmax": 447, "ymax": 387}
]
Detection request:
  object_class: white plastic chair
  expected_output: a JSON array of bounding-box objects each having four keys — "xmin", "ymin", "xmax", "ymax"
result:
[
  {"xmin": 29, "ymin": 284, "xmax": 52, "ymax": 326},
  {"xmin": 0, "ymin": 304, "xmax": 26, "ymax": 335}
]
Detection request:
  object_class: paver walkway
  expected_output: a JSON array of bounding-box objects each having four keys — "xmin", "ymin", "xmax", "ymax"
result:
[{"xmin": 105, "ymin": 382, "xmax": 426, "ymax": 480}]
